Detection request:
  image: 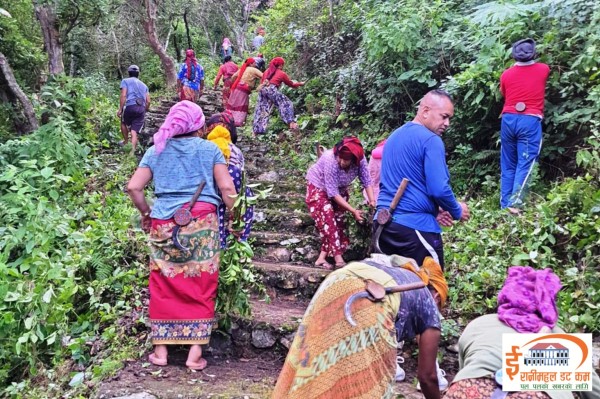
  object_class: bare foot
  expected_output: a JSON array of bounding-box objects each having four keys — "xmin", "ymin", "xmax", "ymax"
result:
[
  {"xmin": 314, "ymin": 259, "xmax": 333, "ymax": 270},
  {"xmin": 185, "ymin": 344, "xmax": 207, "ymax": 370},
  {"xmin": 289, "ymin": 122, "xmax": 298, "ymax": 130},
  {"xmin": 149, "ymin": 344, "xmax": 168, "ymax": 366}
]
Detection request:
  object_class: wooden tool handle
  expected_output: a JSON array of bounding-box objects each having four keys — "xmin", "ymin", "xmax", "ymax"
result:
[
  {"xmin": 188, "ymin": 181, "xmax": 206, "ymax": 209},
  {"xmin": 385, "ymin": 281, "xmax": 426, "ymax": 294},
  {"xmin": 389, "ymin": 178, "xmax": 409, "ymax": 212}
]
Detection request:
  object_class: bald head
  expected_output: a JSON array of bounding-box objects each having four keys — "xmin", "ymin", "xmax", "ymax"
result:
[{"xmin": 414, "ymin": 90, "xmax": 455, "ymax": 135}]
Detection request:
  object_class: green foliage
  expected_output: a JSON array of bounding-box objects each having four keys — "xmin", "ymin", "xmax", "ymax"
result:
[
  {"xmin": 216, "ymin": 174, "xmax": 271, "ymax": 330},
  {"xmin": 446, "ymin": 176, "xmax": 600, "ymax": 332},
  {"xmin": 0, "ymin": 77, "xmax": 145, "ymax": 392},
  {"xmin": 0, "ymin": 1, "xmax": 45, "ymax": 86}
]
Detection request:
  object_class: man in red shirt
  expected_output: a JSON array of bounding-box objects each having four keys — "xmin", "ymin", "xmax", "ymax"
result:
[{"xmin": 499, "ymin": 38, "xmax": 550, "ymax": 214}]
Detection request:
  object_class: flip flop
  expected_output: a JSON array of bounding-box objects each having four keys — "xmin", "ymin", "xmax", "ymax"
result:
[
  {"xmin": 507, "ymin": 207, "xmax": 522, "ymax": 216},
  {"xmin": 149, "ymin": 353, "xmax": 167, "ymax": 366},
  {"xmin": 186, "ymin": 357, "xmax": 208, "ymax": 371},
  {"xmin": 314, "ymin": 260, "xmax": 334, "ymax": 270}
]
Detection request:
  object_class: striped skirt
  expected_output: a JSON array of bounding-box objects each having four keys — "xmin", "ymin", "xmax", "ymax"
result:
[{"xmin": 272, "ymin": 266, "xmax": 398, "ymax": 399}]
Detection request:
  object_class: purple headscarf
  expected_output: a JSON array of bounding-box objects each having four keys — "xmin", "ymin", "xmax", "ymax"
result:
[
  {"xmin": 497, "ymin": 266, "xmax": 562, "ymax": 333},
  {"xmin": 153, "ymin": 100, "xmax": 205, "ymax": 155}
]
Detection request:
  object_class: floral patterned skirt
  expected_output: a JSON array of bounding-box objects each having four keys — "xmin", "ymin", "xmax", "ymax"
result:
[
  {"xmin": 179, "ymin": 85, "xmax": 199, "ymax": 102},
  {"xmin": 445, "ymin": 378, "xmax": 553, "ymax": 399},
  {"xmin": 148, "ymin": 202, "xmax": 220, "ymax": 345},
  {"xmin": 305, "ymin": 183, "xmax": 349, "ymax": 257}
]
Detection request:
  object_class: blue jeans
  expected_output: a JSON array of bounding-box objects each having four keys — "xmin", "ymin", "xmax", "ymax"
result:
[{"xmin": 500, "ymin": 113, "xmax": 543, "ymax": 208}]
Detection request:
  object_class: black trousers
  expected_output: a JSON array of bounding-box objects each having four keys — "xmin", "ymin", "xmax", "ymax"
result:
[{"xmin": 372, "ymin": 221, "xmax": 445, "ymax": 270}]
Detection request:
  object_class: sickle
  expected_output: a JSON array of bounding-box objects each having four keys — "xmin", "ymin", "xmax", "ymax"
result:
[
  {"xmin": 344, "ymin": 281, "xmax": 427, "ymax": 327},
  {"xmin": 172, "ymin": 225, "xmax": 188, "ymax": 252}
]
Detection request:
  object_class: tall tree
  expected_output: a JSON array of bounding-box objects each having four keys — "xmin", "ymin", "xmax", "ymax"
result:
[
  {"xmin": 137, "ymin": 0, "xmax": 177, "ymax": 87},
  {"xmin": 0, "ymin": 54, "xmax": 39, "ymax": 134},
  {"xmin": 33, "ymin": 0, "xmax": 107, "ymax": 76},
  {"xmin": 34, "ymin": 2, "xmax": 64, "ymax": 75}
]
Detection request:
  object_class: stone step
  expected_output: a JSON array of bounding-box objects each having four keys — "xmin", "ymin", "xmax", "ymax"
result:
[
  {"xmin": 252, "ymin": 208, "xmax": 313, "ymax": 235},
  {"xmin": 253, "ymin": 261, "xmax": 329, "ymax": 299},
  {"xmin": 208, "ymin": 296, "xmax": 308, "ymax": 359},
  {"xmin": 252, "ymin": 231, "xmax": 320, "ymax": 264}
]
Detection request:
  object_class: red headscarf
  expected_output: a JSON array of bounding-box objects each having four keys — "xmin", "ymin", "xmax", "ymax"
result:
[
  {"xmin": 334, "ymin": 136, "xmax": 364, "ymax": 164},
  {"xmin": 261, "ymin": 57, "xmax": 285, "ymax": 83},
  {"xmin": 231, "ymin": 58, "xmax": 255, "ymax": 92},
  {"xmin": 185, "ymin": 49, "xmax": 198, "ymax": 80}
]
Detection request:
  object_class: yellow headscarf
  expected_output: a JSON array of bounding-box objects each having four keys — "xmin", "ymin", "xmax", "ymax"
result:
[
  {"xmin": 207, "ymin": 125, "xmax": 232, "ymax": 162},
  {"xmin": 400, "ymin": 256, "xmax": 448, "ymax": 306}
]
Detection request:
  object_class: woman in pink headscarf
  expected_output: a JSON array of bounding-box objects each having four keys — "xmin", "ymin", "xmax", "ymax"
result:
[
  {"xmin": 253, "ymin": 56, "xmax": 305, "ymax": 136},
  {"xmin": 226, "ymin": 57, "xmax": 263, "ymax": 126},
  {"xmin": 220, "ymin": 38, "xmax": 234, "ymax": 61},
  {"xmin": 127, "ymin": 100, "xmax": 236, "ymax": 371}
]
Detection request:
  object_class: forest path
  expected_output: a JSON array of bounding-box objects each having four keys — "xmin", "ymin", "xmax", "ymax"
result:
[{"xmin": 96, "ymin": 90, "xmax": 457, "ymax": 398}]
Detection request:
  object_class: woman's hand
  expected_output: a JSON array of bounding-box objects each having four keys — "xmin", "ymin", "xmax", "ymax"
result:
[
  {"xmin": 141, "ymin": 214, "xmax": 152, "ymax": 233},
  {"xmin": 228, "ymin": 218, "xmax": 243, "ymax": 238},
  {"xmin": 352, "ymin": 209, "xmax": 364, "ymax": 223}
]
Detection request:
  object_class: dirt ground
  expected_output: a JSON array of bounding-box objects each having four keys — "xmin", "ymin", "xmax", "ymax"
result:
[{"xmin": 96, "ymin": 342, "xmax": 459, "ymax": 399}]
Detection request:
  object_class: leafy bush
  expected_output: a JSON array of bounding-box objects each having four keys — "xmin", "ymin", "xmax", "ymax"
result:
[{"xmin": 0, "ymin": 78, "xmax": 145, "ymax": 391}]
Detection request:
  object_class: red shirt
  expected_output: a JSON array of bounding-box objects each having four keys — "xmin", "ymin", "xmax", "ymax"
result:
[
  {"xmin": 269, "ymin": 70, "xmax": 302, "ymax": 89},
  {"xmin": 214, "ymin": 61, "xmax": 239, "ymax": 85},
  {"xmin": 500, "ymin": 63, "xmax": 550, "ymax": 117}
]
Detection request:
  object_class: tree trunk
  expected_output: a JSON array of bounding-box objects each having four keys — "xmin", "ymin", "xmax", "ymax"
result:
[
  {"xmin": 140, "ymin": 0, "xmax": 177, "ymax": 88},
  {"xmin": 69, "ymin": 42, "xmax": 76, "ymax": 76},
  {"xmin": 34, "ymin": 3, "xmax": 64, "ymax": 76},
  {"xmin": 0, "ymin": 52, "xmax": 39, "ymax": 133},
  {"xmin": 218, "ymin": 0, "xmax": 251, "ymax": 55},
  {"xmin": 112, "ymin": 30, "xmax": 123, "ymax": 79},
  {"xmin": 183, "ymin": 10, "xmax": 192, "ymax": 50}
]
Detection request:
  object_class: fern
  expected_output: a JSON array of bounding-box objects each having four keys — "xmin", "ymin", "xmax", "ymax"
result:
[{"xmin": 91, "ymin": 254, "xmax": 113, "ymax": 281}]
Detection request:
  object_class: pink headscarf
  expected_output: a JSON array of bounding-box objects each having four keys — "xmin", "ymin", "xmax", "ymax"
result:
[
  {"xmin": 497, "ymin": 266, "xmax": 562, "ymax": 333},
  {"xmin": 153, "ymin": 100, "xmax": 205, "ymax": 155},
  {"xmin": 222, "ymin": 38, "xmax": 232, "ymax": 50}
]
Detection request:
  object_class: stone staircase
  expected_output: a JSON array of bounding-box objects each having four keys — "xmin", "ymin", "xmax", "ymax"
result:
[
  {"xmin": 99, "ymin": 91, "xmax": 442, "ymax": 399},
  {"xmin": 140, "ymin": 91, "xmax": 326, "ymax": 350}
]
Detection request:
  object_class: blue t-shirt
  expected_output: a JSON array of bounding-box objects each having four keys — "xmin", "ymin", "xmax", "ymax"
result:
[
  {"xmin": 120, "ymin": 77, "xmax": 149, "ymax": 107},
  {"xmin": 177, "ymin": 63, "xmax": 204, "ymax": 91},
  {"xmin": 252, "ymin": 35, "xmax": 264, "ymax": 50},
  {"xmin": 377, "ymin": 122, "xmax": 462, "ymax": 233},
  {"xmin": 139, "ymin": 138, "xmax": 226, "ymax": 219}
]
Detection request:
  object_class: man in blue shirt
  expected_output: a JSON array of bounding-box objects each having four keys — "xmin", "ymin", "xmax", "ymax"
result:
[
  {"xmin": 117, "ymin": 65, "xmax": 150, "ymax": 155},
  {"xmin": 375, "ymin": 90, "xmax": 470, "ymax": 269}
]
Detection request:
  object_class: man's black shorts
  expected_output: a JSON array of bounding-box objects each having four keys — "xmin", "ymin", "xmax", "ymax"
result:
[
  {"xmin": 373, "ymin": 221, "xmax": 445, "ymax": 269},
  {"xmin": 122, "ymin": 105, "xmax": 146, "ymax": 133}
]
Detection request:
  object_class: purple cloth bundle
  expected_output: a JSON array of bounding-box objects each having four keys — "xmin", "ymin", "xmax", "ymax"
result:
[{"xmin": 497, "ymin": 266, "xmax": 562, "ymax": 333}]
